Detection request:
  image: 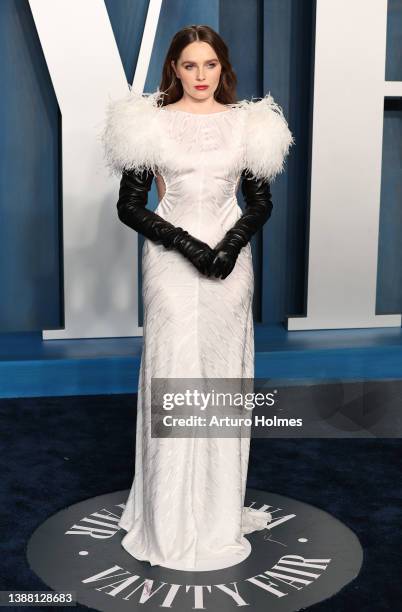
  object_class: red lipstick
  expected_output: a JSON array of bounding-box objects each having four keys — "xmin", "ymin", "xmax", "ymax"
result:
[{"xmin": 195, "ymin": 85, "xmax": 208, "ymax": 90}]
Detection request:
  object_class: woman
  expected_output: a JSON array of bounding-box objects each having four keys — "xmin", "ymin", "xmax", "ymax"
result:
[{"xmin": 102, "ymin": 24, "xmax": 294, "ymax": 571}]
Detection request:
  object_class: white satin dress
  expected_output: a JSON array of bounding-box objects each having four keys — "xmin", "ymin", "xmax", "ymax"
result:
[{"xmin": 101, "ymin": 89, "xmax": 293, "ymax": 571}]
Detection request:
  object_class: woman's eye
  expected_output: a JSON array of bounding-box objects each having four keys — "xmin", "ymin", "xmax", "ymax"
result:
[{"xmin": 184, "ymin": 63, "xmax": 218, "ymax": 70}]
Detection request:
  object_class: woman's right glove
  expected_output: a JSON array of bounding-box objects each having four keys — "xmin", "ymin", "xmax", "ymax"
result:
[
  {"xmin": 171, "ymin": 230, "xmax": 215, "ymax": 276},
  {"xmin": 117, "ymin": 168, "xmax": 214, "ymax": 276}
]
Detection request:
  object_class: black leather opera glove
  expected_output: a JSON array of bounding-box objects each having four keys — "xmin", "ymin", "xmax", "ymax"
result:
[
  {"xmin": 210, "ymin": 170, "xmax": 273, "ymax": 279},
  {"xmin": 117, "ymin": 169, "xmax": 215, "ymax": 276}
]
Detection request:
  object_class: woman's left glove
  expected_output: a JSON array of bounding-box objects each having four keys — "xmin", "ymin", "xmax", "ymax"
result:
[{"xmin": 210, "ymin": 170, "xmax": 273, "ymax": 279}]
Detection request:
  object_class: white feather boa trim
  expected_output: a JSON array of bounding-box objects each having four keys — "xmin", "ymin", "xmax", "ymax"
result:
[
  {"xmin": 100, "ymin": 87, "xmax": 163, "ymax": 176},
  {"xmin": 100, "ymin": 88, "xmax": 294, "ymax": 181},
  {"xmin": 236, "ymin": 93, "xmax": 295, "ymax": 182}
]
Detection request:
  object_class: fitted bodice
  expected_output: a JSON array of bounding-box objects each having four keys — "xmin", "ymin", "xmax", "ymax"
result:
[{"xmin": 152, "ymin": 107, "xmax": 247, "ymax": 245}]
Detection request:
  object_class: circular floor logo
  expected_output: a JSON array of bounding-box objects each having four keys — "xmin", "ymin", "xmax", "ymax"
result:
[{"xmin": 27, "ymin": 488, "xmax": 363, "ymax": 611}]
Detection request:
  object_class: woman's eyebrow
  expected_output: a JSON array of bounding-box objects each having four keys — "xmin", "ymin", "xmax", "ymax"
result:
[{"xmin": 181, "ymin": 59, "xmax": 219, "ymax": 64}]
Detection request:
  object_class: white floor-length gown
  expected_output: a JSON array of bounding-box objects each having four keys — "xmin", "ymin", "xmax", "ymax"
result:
[{"xmin": 101, "ymin": 88, "xmax": 293, "ymax": 571}]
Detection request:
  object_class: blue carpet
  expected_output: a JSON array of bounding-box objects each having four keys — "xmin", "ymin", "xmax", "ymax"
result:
[{"xmin": 0, "ymin": 393, "xmax": 401, "ymax": 610}]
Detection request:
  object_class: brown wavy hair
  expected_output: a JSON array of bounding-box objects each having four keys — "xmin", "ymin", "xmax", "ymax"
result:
[{"xmin": 158, "ymin": 25, "xmax": 238, "ymax": 107}]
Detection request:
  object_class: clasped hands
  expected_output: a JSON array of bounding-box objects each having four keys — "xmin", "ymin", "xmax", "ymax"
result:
[{"xmin": 185, "ymin": 235, "xmax": 240, "ymax": 280}]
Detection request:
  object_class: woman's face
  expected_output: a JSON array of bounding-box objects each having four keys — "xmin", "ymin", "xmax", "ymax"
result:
[{"xmin": 171, "ymin": 41, "xmax": 222, "ymax": 102}]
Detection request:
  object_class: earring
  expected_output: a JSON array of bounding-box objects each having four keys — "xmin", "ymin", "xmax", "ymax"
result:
[{"xmin": 168, "ymin": 73, "xmax": 180, "ymax": 90}]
